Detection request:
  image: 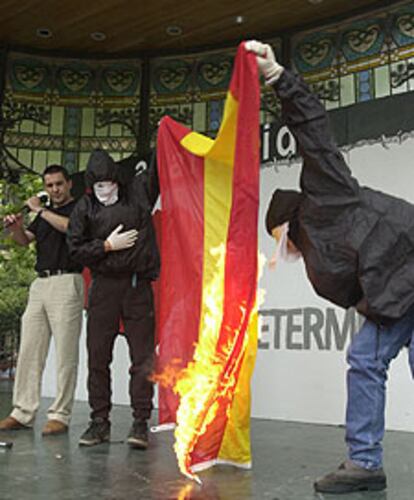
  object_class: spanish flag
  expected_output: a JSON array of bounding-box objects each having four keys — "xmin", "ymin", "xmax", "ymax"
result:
[{"xmin": 156, "ymin": 42, "xmax": 260, "ymax": 479}]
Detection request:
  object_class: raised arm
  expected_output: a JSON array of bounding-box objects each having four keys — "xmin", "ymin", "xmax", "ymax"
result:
[
  {"xmin": 246, "ymin": 40, "xmax": 359, "ymax": 203},
  {"xmin": 133, "ymin": 150, "xmax": 160, "ymax": 211},
  {"xmin": 145, "ymin": 151, "xmax": 160, "ymax": 209},
  {"xmin": 25, "ymin": 195, "xmax": 70, "ymax": 233},
  {"xmin": 276, "ymin": 70, "xmax": 359, "ymax": 201}
]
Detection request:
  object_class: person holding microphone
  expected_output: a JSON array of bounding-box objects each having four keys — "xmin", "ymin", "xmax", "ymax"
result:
[{"xmin": 0, "ymin": 165, "xmax": 84, "ymax": 436}]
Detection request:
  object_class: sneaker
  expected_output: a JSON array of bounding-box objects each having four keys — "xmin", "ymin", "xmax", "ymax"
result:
[
  {"xmin": 78, "ymin": 418, "xmax": 110, "ymax": 447},
  {"xmin": 314, "ymin": 460, "xmax": 387, "ymax": 494},
  {"xmin": 127, "ymin": 420, "xmax": 148, "ymax": 449}
]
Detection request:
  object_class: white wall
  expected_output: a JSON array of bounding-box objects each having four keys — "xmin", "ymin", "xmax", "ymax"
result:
[{"xmin": 42, "ymin": 136, "xmax": 414, "ymax": 431}]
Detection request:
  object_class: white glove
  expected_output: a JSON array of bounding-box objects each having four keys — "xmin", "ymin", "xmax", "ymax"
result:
[
  {"xmin": 245, "ymin": 40, "xmax": 284, "ymax": 84},
  {"xmin": 105, "ymin": 224, "xmax": 138, "ymax": 251}
]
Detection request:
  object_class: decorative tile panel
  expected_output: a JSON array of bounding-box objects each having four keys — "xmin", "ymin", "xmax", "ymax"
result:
[
  {"xmin": 290, "ymin": 2, "xmax": 414, "ymax": 110},
  {"xmin": 4, "ymin": 52, "xmax": 142, "ymax": 173}
]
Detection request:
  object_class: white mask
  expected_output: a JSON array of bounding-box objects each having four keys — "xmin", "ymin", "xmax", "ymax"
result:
[
  {"xmin": 275, "ymin": 223, "xmax": 302, "ymax": 263},
  {"xmin": 93, "ymin": 181, "xmax": 119, "ymax": 206}
]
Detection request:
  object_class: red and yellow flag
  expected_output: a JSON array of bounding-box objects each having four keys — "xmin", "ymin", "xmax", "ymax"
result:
[{"xmin": 156, "ymin": 43, "xmax": 260, "ymax": 479}]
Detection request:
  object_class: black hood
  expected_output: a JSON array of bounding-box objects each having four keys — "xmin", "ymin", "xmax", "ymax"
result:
[
  {"xmin": 265, "ymin": 189, "xmax": 303, "ymax": 235},
  {"xmin": 85, "ymin": 149, "xmax": 119, "ymax": 188}
]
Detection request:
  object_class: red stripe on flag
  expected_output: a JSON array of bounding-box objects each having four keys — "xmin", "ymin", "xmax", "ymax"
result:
[{"xmin": 156, "ymin": 118, "xmax": 205, "ymax": 423}]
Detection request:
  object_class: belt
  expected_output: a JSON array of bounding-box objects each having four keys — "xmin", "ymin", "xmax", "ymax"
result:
[{"xmin": 37, "ymin": 269, "xmax": 78, "ymax": 278}]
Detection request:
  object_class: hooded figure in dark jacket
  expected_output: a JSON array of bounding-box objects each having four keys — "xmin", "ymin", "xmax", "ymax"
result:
[
  {"xmin": 246, "ymin": 40, "xmax": 414, "ymax": 495},
  {"xmin": 67, "ymin": 149, "xmax": 159, "ymax": 449}
]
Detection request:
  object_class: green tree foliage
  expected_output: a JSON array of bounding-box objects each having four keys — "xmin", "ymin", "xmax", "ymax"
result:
[{"xmin": 0, "ymin": 174, "xmax": 43, "ymax": 344}]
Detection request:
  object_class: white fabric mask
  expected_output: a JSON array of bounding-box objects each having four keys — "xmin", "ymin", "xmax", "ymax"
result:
[
  {"xmin": 93, "ymin": 181, "xmax": 119, "ymax": 206},
  {"xmin": 274, "ymin": 223, "xmax": 302, "ymax": 264}
]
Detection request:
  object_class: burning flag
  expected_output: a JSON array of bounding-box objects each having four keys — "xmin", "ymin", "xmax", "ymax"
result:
[{"xmin": 156, "ymin": 42, "xmax": 260, "ymax": 479}]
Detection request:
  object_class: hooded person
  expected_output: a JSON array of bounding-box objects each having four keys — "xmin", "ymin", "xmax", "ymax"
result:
[
  {"xmin": 246, "ymin": 40, "xmax": 414, "ymax": 494},
  {"xmin": 265, "ymin": 189, "xmax": 303, "ymax": 264},
  {"xmin": 67, "ymin": 149, "xmax": 159, "ymax": 449}
]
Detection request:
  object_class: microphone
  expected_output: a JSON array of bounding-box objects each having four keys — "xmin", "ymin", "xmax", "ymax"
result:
[
  {"xmin": 21, "ymin": 193, "xmax": 49, "ymax": 214},
  {"xmin": 3, "ymin": 193, "xmax": 49, "ymax": 229}
]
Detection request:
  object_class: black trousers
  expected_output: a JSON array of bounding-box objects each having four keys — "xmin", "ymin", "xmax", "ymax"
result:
[{"xmin": 87, "ymin": 274, "xmax": 155, "ymax": 421}]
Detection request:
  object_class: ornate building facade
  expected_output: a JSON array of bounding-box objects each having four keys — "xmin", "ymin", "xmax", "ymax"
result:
[{"xmin": 0, "ymin": 0, "xmax": 413, "ymax": 176}]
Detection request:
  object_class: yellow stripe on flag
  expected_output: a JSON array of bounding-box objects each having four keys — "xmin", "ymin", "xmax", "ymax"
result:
[
  {"xmin": 181, "ymin": 92, "xmax": 238, "ymax": 165},
  {"xmin": 180, "ymin": 92, "xmax": 240, "ymax": 349},
  {"xmin": 218, "ymin": 313, "xmax": 258, "ymax": 464}
]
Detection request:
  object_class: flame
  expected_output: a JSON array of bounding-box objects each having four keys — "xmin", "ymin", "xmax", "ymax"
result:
[
  {"xmin": 151, "ymin": 357, "xmax": 183, "ymax": 388},
  {"xmin": 172, "ymin": 244, "xmax": 253, "ymax": 482},
  {"xmin": 157, "ymin": 249, "xmax": 264, "ymax": 481},
  {"xmin": 177, "ymin": 483, "xmax": 196, "ymax": 500}
]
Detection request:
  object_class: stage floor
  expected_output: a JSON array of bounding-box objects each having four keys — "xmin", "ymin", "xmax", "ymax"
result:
[{"xmin": 1, "ymin": 381, "xmax": 412, "ymax": 500}]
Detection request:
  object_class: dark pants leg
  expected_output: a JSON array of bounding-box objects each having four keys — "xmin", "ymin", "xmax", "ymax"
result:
[
  {"xmin": 122, "ymin": 280, "xmax": 155, "ymax": 421},
  {"xmin": 87, "ymin": 276, "xmax": 122, "ymax": 420}
]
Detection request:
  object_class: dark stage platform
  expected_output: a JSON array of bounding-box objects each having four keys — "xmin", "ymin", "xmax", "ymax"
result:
[{"xmin": 0, "ymin": 381, "xmax": 412, "ymax": 500}]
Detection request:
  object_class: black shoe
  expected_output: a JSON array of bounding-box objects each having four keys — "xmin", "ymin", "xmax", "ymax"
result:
[
  {"xmin": 314, "ymin": 460, "xmax": 387, "ymax": 494},
  {"xmin": 127, "ymin": 420, "xmax": 148, "ymax": 449},
  {"xmin": 78, "ymin": 418, "xmax": 110, "ymax": 447}
]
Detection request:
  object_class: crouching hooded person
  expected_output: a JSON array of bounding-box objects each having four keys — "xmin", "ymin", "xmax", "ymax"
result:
[
  {"xmin": 246, "ymin": 41, "xmax": 414, "ymax": 494},
  {"xmin": 67, "ymin": 149, "xmax": 159, "ymax": 449}
]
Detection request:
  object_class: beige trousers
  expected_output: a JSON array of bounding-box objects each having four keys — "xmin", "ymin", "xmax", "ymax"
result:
[{"xmin": 11, "ymin": 274, "xmax": 84, "ymax": 426}]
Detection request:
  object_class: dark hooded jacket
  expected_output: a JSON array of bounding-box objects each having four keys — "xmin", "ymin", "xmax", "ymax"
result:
[
  {"xmin": 67, "ymin": 150, "xmax": 160, "ymax": 279},
  {"xmin": 268, "ymin": 70, "xmax": 414, "ymax": 325}
]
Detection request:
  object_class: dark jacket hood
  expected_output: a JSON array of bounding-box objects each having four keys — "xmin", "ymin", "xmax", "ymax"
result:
[
  {"xmin": 265, "ymin": 189, "xmax": 303, "ymax": 235},
  {"xmin": 85, "ymin": 149, "xmax": 119, "ymax": 188}
]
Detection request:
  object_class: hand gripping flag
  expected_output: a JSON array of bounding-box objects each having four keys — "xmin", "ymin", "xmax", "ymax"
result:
[{"xmin": 156, "ymin": 42, "xmax": 260, "ymax": 480}]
